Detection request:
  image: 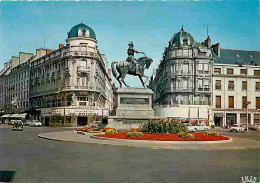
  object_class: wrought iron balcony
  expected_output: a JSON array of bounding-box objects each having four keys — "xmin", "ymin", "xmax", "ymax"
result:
[{"xmin": 77, "ymin": 66, "xmax": 90, "ymax": 75}]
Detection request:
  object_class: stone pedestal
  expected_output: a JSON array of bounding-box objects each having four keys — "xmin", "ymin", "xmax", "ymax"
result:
[{"xmin": 107, "ymin": 88, "xmax": 157, "ymax": 130}]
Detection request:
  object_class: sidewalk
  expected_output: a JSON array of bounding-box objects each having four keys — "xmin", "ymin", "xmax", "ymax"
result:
[{"xmin": 38, "ymin": 131, "xmax": 260, "ymax": 151}]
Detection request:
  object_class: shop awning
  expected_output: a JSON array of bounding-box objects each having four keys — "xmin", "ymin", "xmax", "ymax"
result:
[
  {"xmin": 1, "ymin": 114, "xmax": 11, "ymax": 118},
  {"xmin": 214, "ymin": 113, "xmax": 223, "ymax": 118},
  {"xmin": 10, "ymin": 113, "xmax": 27, "ymax": 118}
]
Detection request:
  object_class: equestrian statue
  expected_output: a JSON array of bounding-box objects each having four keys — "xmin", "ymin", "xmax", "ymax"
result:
[{"xmin": 111, "ymin": 42, "xmax": 153, "ymax": 88}]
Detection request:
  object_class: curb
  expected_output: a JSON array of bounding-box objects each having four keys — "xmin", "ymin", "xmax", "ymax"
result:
[{"xmin": 38, "ymin": 131, "xmax": 260, "ymax": 151}]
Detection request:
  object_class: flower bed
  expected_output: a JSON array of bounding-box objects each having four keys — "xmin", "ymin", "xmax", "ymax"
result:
[{"xmin": 95, "ymin": 132, "xmax": 230, "ymax": 141}]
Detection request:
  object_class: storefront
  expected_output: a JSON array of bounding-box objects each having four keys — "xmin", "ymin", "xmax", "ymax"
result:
[
  {"xmin": 40, "ymin": 107, "xmax": 109, "ymax": 126},
  {"xmin": 226, "ymin": 113, "xmax": 236, "ymax": 127},
  {"xmin": 214, "ymin": 113, "xmax": 223, "ymax": 127}
]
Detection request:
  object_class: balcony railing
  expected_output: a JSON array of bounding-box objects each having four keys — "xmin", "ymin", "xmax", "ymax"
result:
[
  {"xmin": 198, "ymin": 87, "xmax": 210, "ymax": 92},
  {"xmin": 77, "ymin": 66, "xmax": 90, "ymax": 74}
]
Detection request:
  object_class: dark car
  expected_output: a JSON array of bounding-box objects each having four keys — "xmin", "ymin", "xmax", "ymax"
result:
[{"xmin": 12, "ymin": 120, "xmax": 23, "ymax": 131}]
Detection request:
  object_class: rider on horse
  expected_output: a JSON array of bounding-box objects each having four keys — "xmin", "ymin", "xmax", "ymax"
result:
[{"xmin": 126, "ymin": 42, "xmax": 145, "ymax": 74}]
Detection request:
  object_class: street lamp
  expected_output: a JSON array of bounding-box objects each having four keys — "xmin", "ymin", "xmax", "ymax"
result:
[{"xmin": 236, "ymin": 59, "xmax": 255, "ymax": 132}]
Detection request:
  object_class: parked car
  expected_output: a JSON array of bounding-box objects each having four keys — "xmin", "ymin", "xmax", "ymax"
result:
[
  {"xmin": 248, "ymin": 125, "xmax": 259, "ymax": 131},
  {"xmin": 8, "ymin": 120, "xmax": 16, "ymax": 125},
  {"xmin": 227, "ymin": 124, "xmax": 245, "ymax": 132},
  {"xmin": 186, "ymin": 123, "xmax": 211, "ymax": 132},
  {"xmin": 12, "ymin": 120, "xmax": 23, "ymax": 131},
  {"xmin": 29, "ymin": 120, "xmax": 42, "ymax": 127},
  {"xmin": 25, "ymin": 120, "xmax": 32, "ymax": 126}
]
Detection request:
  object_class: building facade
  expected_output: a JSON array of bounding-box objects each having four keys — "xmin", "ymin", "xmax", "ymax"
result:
[
  {"xmin": 29, "ymin": 23, "xmax": 114, "ymax": 126},
  {"xmin": 149, "ymin": 27, "xmax": 214, "ymax": 124},
  {"xmin": 0, "ymin": 62, "xmax": 12, "ymax": 113},
  {"xmin": 149, "ymin": 28, "xmax": 260, "ymax": 127},
  {"xmin": 3, "ymin": 53, "xmax": 34, "ymax": 114},
  {"xmin": 212, "ymin": 49, "xmax": 260, "ymax": 127}
]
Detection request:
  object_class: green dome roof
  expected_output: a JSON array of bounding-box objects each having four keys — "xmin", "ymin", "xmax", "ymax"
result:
[
  {"xmin": 170, "ymin": 27, "xmax": 195, "ymax": 47},
  {"xmin": 68, "ymin": 23, "xmax": 96, "ymax": 40}
]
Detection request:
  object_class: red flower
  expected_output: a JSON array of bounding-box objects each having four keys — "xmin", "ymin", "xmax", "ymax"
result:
[{"xmin": 95, "ymin": 132, "xmax": 230, "ymax": 141}]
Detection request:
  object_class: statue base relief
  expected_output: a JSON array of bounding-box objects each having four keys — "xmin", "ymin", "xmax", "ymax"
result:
[{"xmin": 107, "ymin": 88, "xmax": 159, "ymax": 130}]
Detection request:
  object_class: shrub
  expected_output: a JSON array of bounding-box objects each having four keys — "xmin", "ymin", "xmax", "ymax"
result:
[
  {"xmin": 127, "ymin": 131, "xmax": 143, "ymax": 137},
  {"xmin": 130, "ymin": 128, "xmax": 140, "ymax": 132},
  {"xmin": 103, "ymin": 127, "xmax": 115, "ymax": 132},
  {"xmin": 105, "ymin": 129, "xmax": 118, "ymax": 135},
  {"xmin": 177, "ymin": 132, "xmax": 194, "ymax": 139},
  {"xmin": 204, "ymin": 131, "xmax": 219, "ymax": 136},
  {"xmin": 141, "ymin": 120, "xmax": 186, "ymax": 134}
]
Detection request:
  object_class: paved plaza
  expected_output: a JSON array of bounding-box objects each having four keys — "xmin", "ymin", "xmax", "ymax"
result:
[{"xmin": 0, "ymin": 125, "xmax": 259, "ymax": 183}]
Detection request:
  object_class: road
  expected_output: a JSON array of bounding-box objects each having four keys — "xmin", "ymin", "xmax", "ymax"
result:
[{"xmin": 0, "ymin": 125, "xmax": 259, "ymax": 183}]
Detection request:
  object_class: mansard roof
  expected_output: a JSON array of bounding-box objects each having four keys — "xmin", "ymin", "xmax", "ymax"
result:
[{"xmin": 214, "ymin": 49, "xmax": 260, "ymax": 65}]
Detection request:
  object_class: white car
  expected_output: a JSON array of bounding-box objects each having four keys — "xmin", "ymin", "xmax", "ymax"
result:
[
  {"xmin": 29, "ymin": 120, "xmax": 42, "ymax": 127},
  {"xmin": 186, "ymin": 124, "xmax": 211, "ymax": 132},
  {"xmin": 228, "ymin": 124, "xmax": 245, "ymax": 132}
]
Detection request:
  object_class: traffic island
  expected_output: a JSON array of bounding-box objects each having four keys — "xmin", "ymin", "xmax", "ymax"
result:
[
  {"xmin": 93, "ymin": 132, "xmax": 231, "ymax": 142},
  {"xmin": 38, "ymin": 130, "xmax": 260, "ymax": 150}
]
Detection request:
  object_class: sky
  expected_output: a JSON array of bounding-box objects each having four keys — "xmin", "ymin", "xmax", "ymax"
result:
[{"xmin": 0, "ymin": 0, "xmax": 259, "ymax": 87}]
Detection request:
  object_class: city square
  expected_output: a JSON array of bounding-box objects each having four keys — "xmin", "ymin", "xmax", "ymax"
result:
[{"xmin": 0, "ymin": 1, "xmax": 259, "ymax": 183}]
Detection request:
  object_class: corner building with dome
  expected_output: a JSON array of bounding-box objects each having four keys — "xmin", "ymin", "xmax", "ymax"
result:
[
  {"xmin": 149, "ymin": 27, "xmax": 214, "ymax": 125},
  {"xmin": 149, "ymin": 26, "xmax": 260, "ymax": 127},
  {"xmin": 29, "ymin": 23, "xmax": 114, "ymax": 126}
]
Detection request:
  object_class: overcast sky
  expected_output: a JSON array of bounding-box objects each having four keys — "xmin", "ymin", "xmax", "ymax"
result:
[{"xmin": 0, "ymin": 1, "xmax": 259, "ymax": 87}]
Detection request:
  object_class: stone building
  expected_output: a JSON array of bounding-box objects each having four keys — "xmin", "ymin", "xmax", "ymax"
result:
[
  {"xmin": 0, "ymin": 62, "xmax": 12, "ymax": 113},
  {"xmin": 149, "ymin": 27, "xmax": 260, "ymax": 127},
  {"xmin": 4, "ymin": 52, "xmax": 34, "ymax": 114},
  {"xmin": 29, "ymin": 23, "xmax": 114, "ymax": 126},
  {"xmin": 212, "ymin": 49, "xmax": 260, "ymax": 127},
  {"xmin": 149, "ymin": 27, "xmax": 214, "ymax": 124}
]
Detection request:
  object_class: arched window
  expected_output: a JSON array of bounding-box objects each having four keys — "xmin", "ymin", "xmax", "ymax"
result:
[
  {"xmin": 81, "ymin": 29, "xmax": 86, "ymax": 37},
  {"xmin": 183, "ymin": 38, "xmax": 188, "ymax": 46}
]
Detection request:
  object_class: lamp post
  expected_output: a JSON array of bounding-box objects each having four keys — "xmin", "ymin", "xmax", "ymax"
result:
[{"xmin": 236, "ymin": 59, "xmax": 255, "ymax": 132}]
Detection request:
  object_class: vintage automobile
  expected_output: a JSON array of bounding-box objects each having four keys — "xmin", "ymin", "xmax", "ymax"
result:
[
  {"xmin": 28, "ymin": 120, "xmax": 42, "ymax": 127},
  {"xmin": 25, "ymin": 120, "xmax": 32, "ymax": 126},
  {"xmin": 248, "ymin": 125, "xmax": 259, "ymax": 131},
  {"xmin": 186, "ymin": 123, "xmax": 211, "ymax": 132},
  {"xmin": 227, "ymin": 124, "xmax": 245, "ymax": 132},
  {"xmin": 8, "ymin": 120, "xmax": 16, "ymax": 125},
  {"xmin": 12, "ymin": 120, "xmax": 23, "ymax": 131}
]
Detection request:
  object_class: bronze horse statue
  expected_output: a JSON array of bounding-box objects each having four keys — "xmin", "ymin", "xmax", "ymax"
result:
[{"xmin": 111, "ymin": 57, "xmax": 153, "ymax": 88}]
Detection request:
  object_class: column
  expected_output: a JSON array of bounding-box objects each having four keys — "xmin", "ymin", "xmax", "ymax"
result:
[{"xmin": 237, "ymin": 112, "xmax": 240, "ymax": 125}]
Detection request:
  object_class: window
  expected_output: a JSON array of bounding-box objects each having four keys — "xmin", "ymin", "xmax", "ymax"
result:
[
  {"xmin": 242, "ymin": 81, "xmax": 247, "ymax": 90},
  {"xmin": 81, "ymin": 29, "xmax": 86, "ymax": 37},
  {"xmin": 77, "ymin": 78, "xmax": 80, "ymax": 86},
  {"xmin": 216, "ymin": 96, "xmax": 221, "ymax": 108},
  {"xmin": 215, "ymin": 80, "xmax": 221, "ymax": 90},
  {"xmin": 214, "ymin": 68, "xmax": 221, "ymax": 74},
  {"xmin": 183, "ymin": 38, "xmax": 188, "ymax": 46},
  {"xmin": 227, "ymin": 68, "xmax": 233, "ymax": 75},
  {"xmin": 229, "ymin": 96, "xmax": 234, "ymax": 108},
  {"xmin": 254, "ymin": 70, "xmax": 260, "ymax": 76},
  {"xmin": 242, "ymin": 96, "xmax": 247, "ymax": 109},
  {"xmin": 256, "ymin": 97, "xmax": 260, "ymax": 109},
  {"xmin": 256, "ymin": 82, "xmax": 260, "ymax": 91},
  {"xmin": 240, "ymin": 69, "xmax": 247, "ymax": 75},
  {"xmin": 254, "ymin": 114, "xmax": 260, "ymax": 125},
  {"xmin": 228, "ymin": 81, "xmax": 234, "ymax": 90},
  {"xmin": 78, "ymin": 97, "xmax": 86, "ymax": 101}
]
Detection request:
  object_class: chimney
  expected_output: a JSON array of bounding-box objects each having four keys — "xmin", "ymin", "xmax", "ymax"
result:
[
  {"xmin": 212, "ymin": 43, "xmax": 221, "ymax": 57},
  {"xmin": 59, "ymin": 44, "xmax": 64, "ymax": 49},
  {"xmin": 204, "ymin": 36, "xmax": 211, "ymax": 48}
]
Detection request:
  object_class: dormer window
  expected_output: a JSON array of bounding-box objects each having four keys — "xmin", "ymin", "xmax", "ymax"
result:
[
  {"xmin": 81, "ymin": 29, "xmax": 86, "ymax": 37},
  {"xmin": 183, "ymin": 38, "xmax": 188, "ymax": 46}
]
